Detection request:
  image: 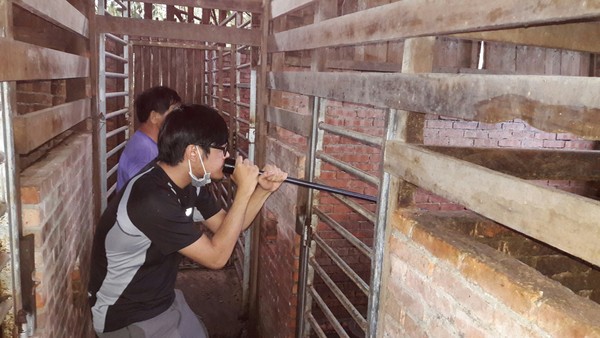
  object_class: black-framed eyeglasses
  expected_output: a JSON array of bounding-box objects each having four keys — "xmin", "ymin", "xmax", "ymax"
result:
[{"xmin": 210, "ymin": 144, "xmax": 228, "ymax": 156}]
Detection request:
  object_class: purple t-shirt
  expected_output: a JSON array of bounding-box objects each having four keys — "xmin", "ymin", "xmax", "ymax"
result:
[{"xmin": 117, "ymin": 130, "xmax": 158, "ymax": 191}]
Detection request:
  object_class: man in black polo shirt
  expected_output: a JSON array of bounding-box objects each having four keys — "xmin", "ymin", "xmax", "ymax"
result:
[{"xmin": 89, "ymin": 104, "xmax": 287, "ymax": 337}]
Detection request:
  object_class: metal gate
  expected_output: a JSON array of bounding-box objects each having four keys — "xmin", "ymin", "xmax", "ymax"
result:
[
  {"xmin": 296, "ymin": 99, "xmax": 390, "ymax": 338},
  {"xmin": 203, "ymin": 13, "xmax": 257, "ymax": 312},
  {"xmin": 97, "ymin": 0, "xmax": 131, "ymax": 210}
]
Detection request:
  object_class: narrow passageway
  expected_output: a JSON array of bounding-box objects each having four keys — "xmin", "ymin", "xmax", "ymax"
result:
[{"xmin": 176, "ymin": 266, "xmax": 248, "ymax": 338}]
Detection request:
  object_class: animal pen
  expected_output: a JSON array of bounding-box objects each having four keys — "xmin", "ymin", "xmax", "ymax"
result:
[{"xmin": 1, "ymin": 0, "xmax": 600, "ymax": 337}]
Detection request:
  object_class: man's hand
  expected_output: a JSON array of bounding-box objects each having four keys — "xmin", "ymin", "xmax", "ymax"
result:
[
  {"xmin": 257, "ymin": 164, "xmax": 288, "ymax": 192},
  {"xmin": 231, "ymin": 156, "xmax": 259, "ymax": 194}
]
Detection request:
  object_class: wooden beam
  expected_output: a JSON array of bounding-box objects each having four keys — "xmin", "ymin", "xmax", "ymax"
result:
[
  {"xmin": 425, "ymin": 146, "xmax": 600, "ymax": 180},
  {"xmin": 452, "ymin": 22, "xmax": 600, "ymax": 54},
  {"xmin": 271, "ymin": 0, "xmax": 314, "ymax": 19},
  {"xmin": 385, "ymin": 141, "xmax": 600, "ymax": 268},
  {"xmin": 266, "ymin": 106, "xmax": 310, "ymax": 137},
  {"xmin": 13, "ymin": 99, "xmax": 91, "ymax": 154},
  {"xmin": 96, "ymin": 15, "xmax": 261, "ymax": 46},
  {"xmin": 0, "ymin": 38, "xmax": 89, "ymax": 81},
  {"xmin": 131, "ymin": 40, "xmax": 221, "ymax": 50},
  {"xmin": 142, "ymin": 0, "xmax": 263, "ymax": 13},
  {"xmin": 267, "ymin": 71, "xmax": 600, "ymax": 140},
  {"xmin": 285, "ymin": 56, "xmax": 403, "ymax": 72},
  {"xmin": 13, "ymin": 0, "xmax": 88, "ymax": 37},
  {"xmin": 268, "ymin": 0, "xmax": 600, "ymax": 52}
]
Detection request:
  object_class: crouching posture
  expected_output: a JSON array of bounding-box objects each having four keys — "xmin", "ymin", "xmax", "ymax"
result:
[{"xmin": 88, "ymin": 104, "xmax": 287, "ymax": 337}]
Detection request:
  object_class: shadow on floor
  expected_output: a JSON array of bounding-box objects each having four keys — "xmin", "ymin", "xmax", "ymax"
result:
[{"xmin": 176, "ymin": 266, "xmax": 248, "ymax": 338}]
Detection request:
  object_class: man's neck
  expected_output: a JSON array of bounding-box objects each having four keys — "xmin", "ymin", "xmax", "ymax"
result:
[
  {"xmin": 138, "ymin": 123, "xmax": 159, "ymax": 143},
  {"xmin": 157, "ymin": 161, "xmax": 192, "ymax": 189}
]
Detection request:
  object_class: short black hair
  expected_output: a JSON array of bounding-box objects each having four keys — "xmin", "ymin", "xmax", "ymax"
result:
[
  {"xmin": 134, "ymin": 86, "xmax": 181, "ymax": 123},
  {"xmin": 156, "ymin": 104, "xmax": 228, "ymax": 165}
]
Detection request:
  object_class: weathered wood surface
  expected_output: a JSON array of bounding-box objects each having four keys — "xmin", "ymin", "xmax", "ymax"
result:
[
  {"xmin": 453, "ymin": 22, "xmax": 600, "ymax": 54},
  {"xmin": 96, "ymin": 16, "xmax": 261, "ymax": 46},
  {"xmin": 267, "ymin": 71, "xmax": 600, "ymax": 140},
  {"xmin": 271, "ymin": 0, "xmax": 314, "ymax": 18},
  {"xmin": 146, "ymin": 0, "xmax": 263, "ymax": 13},
  {"xmin": 0, "ymin": 38, "xmax": 89, "ymax": 81},
  {"xmin": 385, "ymin": 140, "xmax": 600, "ymax": 268},
  {"xmin": 13, "ymin": 99, "xmax": 90, "ymax": 154},
  {"xmin": 132, "ymin": 44, "xmax": 205, "ymax": 105},
  {"xmin": 269, "ymin": 0, "xmax": 600, "ymax": 52},
  {"xmin": 13, "ymin": 0, "xmax": 88, "ymax": 37},
  {"xmin": 266, "ymin": 106, "xmax": 310, "ymax": 137},
  {"xmin": 285, "ymin": 57, "xmax": 403, "ymax": 72},
  {"xmin": 425, "ymin": 146, "xmax": 600, "ymax": 180}
]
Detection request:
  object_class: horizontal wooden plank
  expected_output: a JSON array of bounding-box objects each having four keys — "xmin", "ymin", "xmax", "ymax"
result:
[
  {"xmin": 267, "ymin": 71, "xmax": 600, "ymax": 140},
  {"xmin": 0, "ymin": 38, "xmax": 89, "ymax": 81},
  {"xmin": 385, "ymin": 141, "xmax": 600, "ymax": 267},
  {"xmin": 13, "ymin": 0, "xmax": 88, "ymax": 37},
  {"xmin": 145, "ymin": 0, "xmax": 262, "ymax": 13},
  {"xmin": 131, "ymin": 40, "xmax": 224, "ymax": 50},
  {"xmin": 425, "ymin": 146, "xmax": 600, "ymax": 180},
  {"xmin": 452, "ymin": 22, "xmax": 600, "ymax": 53},
  {"xmin": 271, "ymin": 0, "xmax": 314, "ymax": 18},
  {"xmin": 96, "ymin": 16, "xmax": 260, "ymax": 46},
  {"xmin": 266, "ymin": 106, "xmax": 310, "ymax": 136},
  {"xmin": 269, "ymin": 0, "xmax": 600, "ymax": 52},
  {"xmin": 13, "ymin": 99, "xmax": 90, "ymax": 154},
  {"xmin": 286, "ymin": 56, "xmax": 403, "ymax": 72}
]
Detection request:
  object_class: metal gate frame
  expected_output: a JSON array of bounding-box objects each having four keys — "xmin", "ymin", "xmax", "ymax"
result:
[
  {"xmin": 296, "ymin": 100, "xmax": 388, "ymax": 338},
  {"xmin": 97, "ymin": 0, "xmax": 131, "ymax": 211}
]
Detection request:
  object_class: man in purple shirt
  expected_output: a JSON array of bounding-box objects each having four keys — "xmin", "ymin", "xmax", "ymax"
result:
[{"xmin": 117, "ymin": 86, "xmax": 181, "ymax": 191}]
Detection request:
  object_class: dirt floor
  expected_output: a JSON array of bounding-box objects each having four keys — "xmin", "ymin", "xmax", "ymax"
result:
[{"xmin": 176, "ymin": 266, "xmax": 248, "ymax": 338}]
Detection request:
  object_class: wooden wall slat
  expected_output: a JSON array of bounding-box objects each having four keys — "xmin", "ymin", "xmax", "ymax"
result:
[
  {"xmin": 0, "ymin": 38, "xmax": 89, "ymax": 81},
  {"xmin": 97, "ymin": 16, "xmax": 261, "ymax": 47},
  {"xmin": 385, "ymin": 141, "xmax": 600, "ymax": 268},
  {"xmin": 13, "ymin": 0, "xmax": 88, "ymax": 37},
  {"xmin": 266, "ymin": 106, "xmax": 310, "ymax": 137},
  {"xmin": 425, "ymin": 146, "xmax": 600, "ymax": 180},
  {"xmin": 145, "ymin": 0, "xmax": 263, "ymax": 13},
  {"xmin": 13, "ymin": 99, "xmax": 90, "ymax": 154},
  {"xmin": 453, "ymin": 22, "xmax": 600, "ymax": 54},
  {"xmin": 132, "ymin": 45, "xmax": 207, "ymax": 105},
  {"xmin": 268, "ymin": 1, "xmax": 600, "ymax": 52},
  {"xmin": 268, "ymin": 71, "xmax": 600, "ymax": 140},
  {"xmin": 271, "ymin": 0, "xmax": 314, "ymax": 19}
]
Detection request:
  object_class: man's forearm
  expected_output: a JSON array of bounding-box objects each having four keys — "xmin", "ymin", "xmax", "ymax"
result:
[{"xmin": 242, "ymin": 188, "xmax": 272, "ymax": 230}]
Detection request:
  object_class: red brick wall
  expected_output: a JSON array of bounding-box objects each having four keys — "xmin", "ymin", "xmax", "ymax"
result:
[
  {"xmin": 16, "ymin": 81, "xmax": 65, "ymax": 115},
  {"xmin": 20, "ymin": 133, "xmax": 94, "ymax": 338},
  {"xmin": 380, "ymin": 211, "xmax": 600, "ymax": 337},
  {"xmin": 256, "ymin": 138, "xmax": 305, "ymax": 338}
]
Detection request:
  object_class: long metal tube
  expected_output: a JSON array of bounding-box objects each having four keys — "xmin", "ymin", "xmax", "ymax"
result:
[{"xmin": 223, "ymin": 158, "xmax": 377, "ymax": 203}]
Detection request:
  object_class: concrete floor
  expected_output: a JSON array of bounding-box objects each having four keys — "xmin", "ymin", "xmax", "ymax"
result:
[{"xmin": 176, "ymin": 266, "xmax": 248, "ymax": 338}]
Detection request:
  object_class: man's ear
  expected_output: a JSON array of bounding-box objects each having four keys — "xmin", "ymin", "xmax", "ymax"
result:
[
  {"xmin": 185, "ymin": 144, "xmax": 203, "ymax": 161},
  {"xmin": 149, "ymin": 110, "xmax": 162, "ymax": 125}
]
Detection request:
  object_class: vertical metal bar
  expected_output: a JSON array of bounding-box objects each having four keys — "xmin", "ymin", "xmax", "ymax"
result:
[
  {"xmin": 242, "ymin": 69, "xmax": 257, "ymax": 316},
  {"xmin": 217, "ymin": 48, "xmax": 224, "ymax": 115},
  {"xmin": 98, "ymin": 33, "xmax": 108, "ymax": 211},
  {"xmin": 0, "ymin": 81, "xmax": 23, "ymax": 331},
  {"xmin": 0, "ymin": 3, "xmax": 23, "ymax": 331},
  {"xmin": 367, "ymin": 109, "xmax": 396, "ymax": 337},
  {"xmin": 296, "ymin": 96, "xmax": 323, "ymax": 338},
  {"xmin": 124, "ymin": 35, "xmax": 130, "ymax": 140},
  {"xmin": 248, "ymin": 70, "xmax": 257, "ymax": 163}
]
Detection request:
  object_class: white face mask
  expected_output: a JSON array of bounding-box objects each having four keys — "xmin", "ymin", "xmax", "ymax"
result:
[{"xmin": 188, "ymin": 146, "xmax": 211, "ymax": 187}]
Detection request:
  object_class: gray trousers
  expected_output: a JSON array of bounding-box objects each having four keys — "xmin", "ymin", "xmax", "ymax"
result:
[{"xmin": 97, "ymin": 289, "xmax": 208, "ymax": 338}]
